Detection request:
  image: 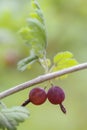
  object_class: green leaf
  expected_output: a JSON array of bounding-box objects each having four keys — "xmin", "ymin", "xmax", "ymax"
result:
[
  {"xmin": 53, "ymin": 51, "xmax": 73, "ymax": 64},
  {"xmin": 18, "ymin": 0, "xmax": 47, "ymax": 71},
  {"xmin": 32, "ymin": 0, "xmax": 45, "ymax": 23},
  {"xmin": 19, "ymin": 27, "xmax": 31, "ymax": 41},
  {"xmin": 17, "ymin": 55, "xmax": 38, "ymax": 71},
  {"xmin": 19, "ymin": 0, "xmax": 47, "ymax": 57},
  {"xmin": 51, "ymin": 51, "xmax": 78, "ymax": 79},
  {"xmin": 0, "ymin": 106, "xmax": 29, "ymax": 130}
]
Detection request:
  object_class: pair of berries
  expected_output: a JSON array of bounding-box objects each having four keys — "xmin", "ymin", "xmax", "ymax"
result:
[{"xmin": 21, "ymin": 86, "xmax": 66, "ymax": 114}]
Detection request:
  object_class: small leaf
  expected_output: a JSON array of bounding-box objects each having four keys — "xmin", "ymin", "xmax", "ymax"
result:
[
  {"xmin": 51, "ymin": 51, "xmax": 78, "ymax": 79},
  {"xmin": 0, "ymin": 106, "xmax": 29, "ymax": 130},
  {"xmin": 53, "ymin": 58, "xmax": 78, "ymax": 71},
  {"xmin": 32, "ymin": 0, "xmax": 40, "ymax": 10},
  {"xmin": 54, "ymin": 51, "xmax": 73, "ymax": 64},
  {"xmin": 17, "ymin": 55, "xmax": 38, "ymax": 71},
  {"xmin": 18, "ymin": 27, "xmax": 32, "ymax": 41}
]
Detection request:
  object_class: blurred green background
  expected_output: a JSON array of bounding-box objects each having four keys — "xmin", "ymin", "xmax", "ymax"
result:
[{"xmin": 0, "ymin": 0, "xmax": 87, "ymax": 130}]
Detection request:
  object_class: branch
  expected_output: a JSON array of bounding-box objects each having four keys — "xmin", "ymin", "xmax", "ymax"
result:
[{"xmin": 0, "ymin": 62, "xmax": 87, "ymax": 99}]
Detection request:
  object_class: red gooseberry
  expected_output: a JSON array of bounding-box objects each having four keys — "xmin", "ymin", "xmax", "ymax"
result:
[
  {"xmin": 21, "ymin": 87, "xmax": 47, "ymax": 106},
  {"xmin": 47, "ymin": 86, "xmax": 66, "ymax": 114}
]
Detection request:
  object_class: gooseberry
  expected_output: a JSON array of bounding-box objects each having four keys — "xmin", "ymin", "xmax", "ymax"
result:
[
  {"xmin": 21, "ymin": 87, "xmax": 47, "ymax": 106},
  {"xmin": 47, "ymin": 86, "xmax": 66, "ymax": 114}
]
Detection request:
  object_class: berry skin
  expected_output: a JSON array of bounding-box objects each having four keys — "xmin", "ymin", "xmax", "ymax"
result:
[
  {"xmin": 29, "ymin": 87, "xmax": 47, "ymax": 105},
  {"xmin": 47, "ymin": 86, "xmax": 65, "ymax": 104},
  {"xmin": 47, "ymin": 86, "xmax": 66, "ymax": 114},
  {"xmin": 21, "ymin": 87, "xmax": 47, "ymax": 106}
]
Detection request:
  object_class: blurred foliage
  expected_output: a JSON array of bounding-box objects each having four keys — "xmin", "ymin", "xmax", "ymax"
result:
[
  {"xmin": 0, "ymin": 0, "xmax": 87, "ymax": 130},
  {"xmin": 0, "ymin": 104, "xmax": 29, "ymax": 130}
]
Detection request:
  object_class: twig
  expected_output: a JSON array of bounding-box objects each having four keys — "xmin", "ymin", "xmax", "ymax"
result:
[{"xmin": 0, "ymin": 62, "xmax": 87, "ymax": 99}]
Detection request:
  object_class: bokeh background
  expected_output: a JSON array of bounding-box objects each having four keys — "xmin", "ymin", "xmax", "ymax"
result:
[{"xmin": 0, "ymin": 0, "xmax": 87, "ymax": 130}]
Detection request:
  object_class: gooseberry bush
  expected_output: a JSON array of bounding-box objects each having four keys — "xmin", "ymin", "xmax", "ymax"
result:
[{"xmin": 0, "ymin": 0, "xmax": 87, "ymax": 130}]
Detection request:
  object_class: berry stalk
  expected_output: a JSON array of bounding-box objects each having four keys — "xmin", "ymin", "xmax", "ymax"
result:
[
  {"xmin": 21, "ymin": 99, "xmax": 30, "ymax": 106},
  {"xmin": 59, "ymin": 104, "xmax": 66, "ymax": 114}
]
